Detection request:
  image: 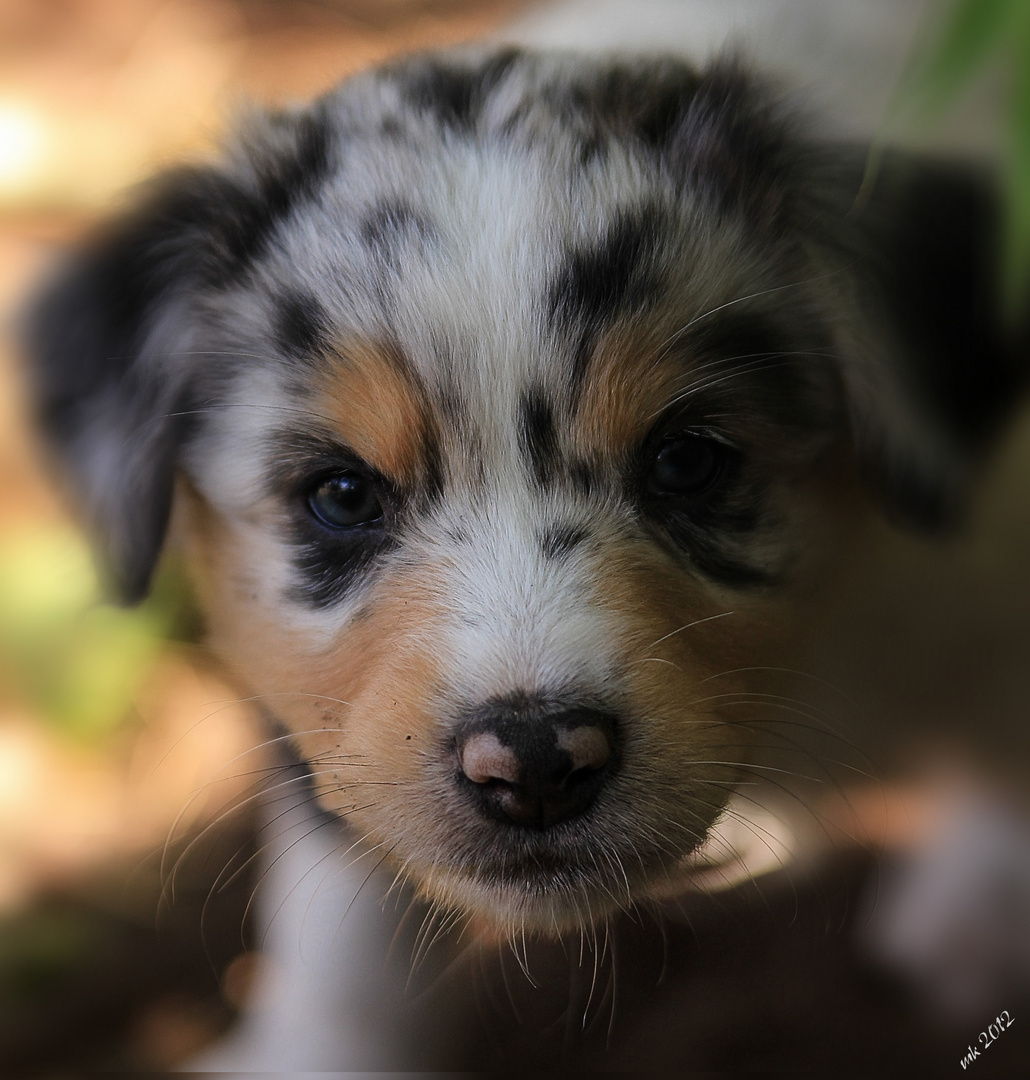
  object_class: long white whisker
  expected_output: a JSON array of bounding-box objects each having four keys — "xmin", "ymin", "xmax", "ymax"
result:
[{"xmin": 645, "ymin": 609, "xmax": 738, "ymax": 650}]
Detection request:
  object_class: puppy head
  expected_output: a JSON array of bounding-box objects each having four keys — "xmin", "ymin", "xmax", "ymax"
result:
[{"xmin": 22, "ymin": 51, "xmax": 994, "ymax": 932}]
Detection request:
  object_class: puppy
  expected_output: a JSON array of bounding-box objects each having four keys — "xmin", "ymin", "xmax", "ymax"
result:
[{"xmin": 22, "ymin": 48, "xmax": 1019, "ymax": 1070}]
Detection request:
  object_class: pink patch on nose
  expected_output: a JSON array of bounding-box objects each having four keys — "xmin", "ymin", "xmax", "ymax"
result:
[
  {"xmin": 558, "ymin": 725, "xmax": 612, "ymax": 774},
  {"xmin": 459, "ymin": 732, "xmax": 521, "ymax": 784}
]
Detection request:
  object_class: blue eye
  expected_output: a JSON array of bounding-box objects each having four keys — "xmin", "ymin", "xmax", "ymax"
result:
[
  {"xmin": 308, "ymin": 474, "xmax": 383, "ymax": 529},
  {"xmin": 647, "ymin": 436, "xmax": 727, "ymax": 498}
]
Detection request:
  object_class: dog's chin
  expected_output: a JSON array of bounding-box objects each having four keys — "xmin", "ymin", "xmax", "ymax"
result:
[
  {"xmin": 412, "ymin": 866, "xmax": 621, "ymax": 936},
  {"xmin": 318, "ymin": 770, "xmax": 734, "ymax": 935},
  {"xmin": 400, "ymin": 835, "xmax": 700, "ymax": 936}
]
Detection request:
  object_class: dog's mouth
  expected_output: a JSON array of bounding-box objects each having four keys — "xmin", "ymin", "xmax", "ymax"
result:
[
  {"xmin": 395, "ymin": 758, "xmax": 720, "ymax": 934},
  {"xmin": 409, "ymin": 700, "xmax": 669, "ymax": 924},
  {"xmin": 467, "ymin": 831, "xmax": 671, "ymax": 898},
  {"xmin": 406, "ymin": 814, "xmax": 706, "ymax": 933},
  {"xmin": 294, "ymin": 685, "xmax": 752, "ymax": 933}
]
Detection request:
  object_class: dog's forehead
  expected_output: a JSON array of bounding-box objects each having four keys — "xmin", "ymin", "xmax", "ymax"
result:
[
  {"xmin": 265, "ymin": 137, "xmax": 674, "ymax": 393},
  {"xmin": 198, "ymin": 53, "xmax": 830, "ymax": 506},
  {"xmin": 250, "ymin": 136, "xmax": 765, "ymax": 458}
]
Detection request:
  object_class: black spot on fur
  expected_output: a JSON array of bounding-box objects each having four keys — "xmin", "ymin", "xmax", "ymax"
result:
[
  {"xmin": 580, "ymin": 62, "xmax": 700, "ymax": 149},
  {"xmin": 446, "ymin": 525, "xmax": 472, "ymax": 546},
  {"xmin": 421, "ymin": 435, "xmax": 446, "ymax": 507},
  {"xmin": 681, "ymin": 535, "xmax": 775, "ymax": 588},
  {"xmin": 633, "ymin": 78, "xmax": 698, "ymax": 148},
  {"xmin": 439, "ymin": 389, "xmax": 468, "ymax": 424},
  {"xmin": 666, "ymin": 66, "xmax": 795, "ymax": 228},
  {"xmin": 548, "ymin": 205, "xmax": 664, "ymax": 383},
  {"xmin": 527, "ymin": 57, "xmax": 697, "ymax": 153},
  {"xmin": 225, "ymin": 105, "xmax": 335, "ymax": 275},
  {"xmin": 686, "ymin": 311, "xmax": 833, "ymax": 434},
  {"xmin": 437, "ymin": 385, "xmax": 486, "ymax": 488},
  {"xmin": 274, "ymin": 289, "xmax": 331, "ymax": 361},
  {"xmin": 539, "ymin": 525, "xmax": 588, "ymax": 560},
  {"xmin": 291, "ymin": 529, "xmax": 393, "ymax": 609},
  {"xmin": 570, "ymin": 461, "xmax": 596, "ymax": 497},
  {"xmin": 398, "ymin": 48, "xmax": 522, "ymax": 131},
  {"xmin": 646, "ymin": 496, "xmax": 775, "ymax": 588},
  {"xmin": 576, "ymin": 135, "xmax": 606, "ymax": 168},
  {"xmin": 519, "ymin": 389, "xmax": 560, "ymax": 488},
  {"xmin": 407, "ymin": 65, "xmax": 477, "ymax": 128},
  {"xmin": 379, "ymin": 114, "xmax": 403, "ymax": 139},
  {"xmin": 691, "ymin": 311, "xmax": 791, "ymax": 359},
  {"xmin": 360, "ymin": 199, "xmax": 433, "ymax": 267}
]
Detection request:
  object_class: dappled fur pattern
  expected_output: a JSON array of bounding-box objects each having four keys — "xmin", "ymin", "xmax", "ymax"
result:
[{"xmin": 23, "ymin": 48, "xmax": 1019, "ymax": 934}]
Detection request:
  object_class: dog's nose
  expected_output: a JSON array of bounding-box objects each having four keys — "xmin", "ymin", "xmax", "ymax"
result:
[{"xmin": 454, "ymin": 700, "xmax": 616, "ymax": 829}]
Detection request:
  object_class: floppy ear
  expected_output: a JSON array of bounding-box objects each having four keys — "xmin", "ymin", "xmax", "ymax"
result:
[
  {"xmin": 21, "ymin": 103, "xmax": 334, "ymax": 602},
  {"xmin": 838, "ymin": 154, "xmax": 1027, "ymax": 530},
  {"xmin": 666, "ymin": 67, "xmax": 1025, "ymax": 528},
  {"xmin": 22, "ymin": 168, "xmax": 241, "ymax": 603}
]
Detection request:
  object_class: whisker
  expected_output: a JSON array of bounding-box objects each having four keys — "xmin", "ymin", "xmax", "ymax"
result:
[
  {"xmin": 244, "ymin": 802, "xmax": 378, "ymax": 941},
  {"xmin": 326, "ymin": 839, "xmax": 398, "ymax": 950},
  {"xmin": 644, "ymin": 609, "xmax": 738, "ymax": 651},
  {"xmin": 658, "ymin": 265, "xmax": 853, "ymax": 350}
]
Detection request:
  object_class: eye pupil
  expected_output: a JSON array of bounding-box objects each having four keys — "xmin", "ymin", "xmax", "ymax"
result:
[
  {"xmin": 648, "ymin": 436, "xmax": 724, "ymax": 497},
  {"xmin": 308, "ymin": 474, "xmax": 382, "ymax": 528}
]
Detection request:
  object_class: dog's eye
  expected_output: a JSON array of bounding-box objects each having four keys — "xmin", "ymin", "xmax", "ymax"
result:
[
  {"xmin": 647, "ymin": 435, "xmax": 728, "ymax": 498},
  {"xmin": 308, "ymin": 474, "xmax": 383, "ymax": 529}
]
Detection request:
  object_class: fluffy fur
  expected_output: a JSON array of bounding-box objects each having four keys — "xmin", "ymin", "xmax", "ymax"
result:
[{"xmin": 22, "ymin": 47, "xmax": 1022, "ymax": 1061}]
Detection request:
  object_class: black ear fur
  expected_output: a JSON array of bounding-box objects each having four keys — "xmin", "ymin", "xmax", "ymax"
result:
[
  {"xmin": 23, "ymin": 169, "xmax": 235, "ymax": 603},
  {"xmin": 664, "ymin": 68, "xmax": 1025, "ymax": 528},
  {"xmin": 21, "ymin": 102, "xmax": 335, "ymax": 602},
  {"xmin": 843, "ymin": 153, "xmax": 1028, "ymax": 530}
]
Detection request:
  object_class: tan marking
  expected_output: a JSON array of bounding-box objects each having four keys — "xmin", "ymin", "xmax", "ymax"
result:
[
  {"xmin": 572, "ymin": 321, "xmax": 688, "ymax": 463},
  {"xmin": 185, "ymin": 492, "xmax": 454, "ymax": 829},
  {"xmin": 579, "ymin": 534, "xmax": 800, "ymax": 836},
  {"xmin": 317, "ymin": 339, "xmax": 436, "ymax": 486},
  {"xmin": 174, "ymin": 395, "xmax": 859, "ymax": 932}
]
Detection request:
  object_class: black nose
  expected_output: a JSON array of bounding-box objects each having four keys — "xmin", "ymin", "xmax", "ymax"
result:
[{"xmin": 454, "ymin": 698, "xmax": 617, "ymax": 830}]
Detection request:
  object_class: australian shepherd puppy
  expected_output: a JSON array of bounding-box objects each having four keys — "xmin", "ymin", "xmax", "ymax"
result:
[{"xmin": 22, "ymin": 48, "xmax": 1015, "ymax": 1070}]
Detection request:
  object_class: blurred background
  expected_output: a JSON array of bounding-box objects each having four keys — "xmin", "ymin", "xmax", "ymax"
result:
[{"xmin": 0, "ymin": 0, "xmax": 1028, "ymax": 1073}]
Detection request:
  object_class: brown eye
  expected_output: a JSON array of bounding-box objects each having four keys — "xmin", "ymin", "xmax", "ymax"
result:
[
  {"xmin": 308, "ymin": 474, "xmax": 383, "ymax": 529},
  {"xmin": 647, "ymin": 435, "xmax": 727, "ymax": 498}
]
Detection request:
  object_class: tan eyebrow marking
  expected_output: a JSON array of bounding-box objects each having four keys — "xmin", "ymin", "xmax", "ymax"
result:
[
  {"xmin": 316, "ymin": 340, "xmax": 438, "ymax": 486},
  {"xmin": 571, "ymin": 322, "xmax": 687, "ymax": 464}
]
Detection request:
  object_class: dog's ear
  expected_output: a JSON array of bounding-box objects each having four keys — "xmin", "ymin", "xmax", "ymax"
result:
[
  {"xmin": 838, "ymin": 155, "xmax": 1027, "ymax": 530},
  {"xmin": 22, "ymin": 105, "xmax": 334, "ymax": 602},
  {"xmin": 22, "ymin": 167, "xmax": 243, "ymax": 604},
  {"xmin": 672, "ymin": 70, "xmax": 1026, "ymax": 530},
  {"xmin": 666, "ymin": 68, "xmax": 1026, "ymax": 528}
]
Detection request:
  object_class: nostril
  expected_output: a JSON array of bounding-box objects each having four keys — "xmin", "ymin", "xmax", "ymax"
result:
[{"xmin": 458, "ymin": 731, "xmax": 521, "ymax": 785}]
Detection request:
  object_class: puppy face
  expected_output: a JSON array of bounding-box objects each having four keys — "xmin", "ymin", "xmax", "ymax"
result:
[{"xmin": 24, "ymin": 51, "xmax": 960, "ymax": 932}]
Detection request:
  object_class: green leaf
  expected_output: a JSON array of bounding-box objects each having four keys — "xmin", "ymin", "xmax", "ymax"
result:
[
  {"xmin": 1003, "ymin": 7, "xmax": 1030, "ymax": 317},
  {"xmin": 906, "ymin": 0, "xmax": 1016, "ymax": 112}
]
